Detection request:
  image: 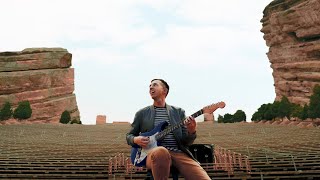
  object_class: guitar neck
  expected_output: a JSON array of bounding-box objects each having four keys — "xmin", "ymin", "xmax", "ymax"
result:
[{"xmin": 155, "ymin": 109, "xmax": 203, "ymax": 141}]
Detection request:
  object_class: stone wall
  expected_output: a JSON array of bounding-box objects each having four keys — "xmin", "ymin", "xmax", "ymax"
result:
[
  {"xmin": 261, "ymin": 0, "xmax": 320, "ymax": 105},
  {"xmin": 0, "ymin": 48, "xmax": 80, "ymax": 123}
]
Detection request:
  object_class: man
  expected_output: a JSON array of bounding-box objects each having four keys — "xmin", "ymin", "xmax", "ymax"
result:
[{"xmin": 126, "ymin": 79, "xmax": 210, "ymax": 180}]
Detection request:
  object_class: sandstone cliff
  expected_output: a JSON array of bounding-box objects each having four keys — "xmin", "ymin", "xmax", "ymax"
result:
[
  {"xmin": 0, "ymin": 48, "xmax": 80, "ymax": 123},
  {"xmin": 261, "ymin": 0, "xmax": 320, "ymax": 105}
]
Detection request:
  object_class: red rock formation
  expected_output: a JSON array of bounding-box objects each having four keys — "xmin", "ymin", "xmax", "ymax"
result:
[
  {"xmin": 204, "ymin": 113, "xmax": 214, "ymax": 122},
  {"xmin": 261, "ymin": 0, "xmax": 320, "ymax": 105},
  {"xmin": 0, "ymin": 48, "xmax": 80, "ymax": 123},
  {"xmin": 96, "ymin": 115, "xmax": 107, "ymax": 125}
]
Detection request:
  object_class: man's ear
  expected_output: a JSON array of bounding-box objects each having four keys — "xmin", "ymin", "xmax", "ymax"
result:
[{"xmin": 164, "ymin": 88, "xmax": 168, "ymax": 96}]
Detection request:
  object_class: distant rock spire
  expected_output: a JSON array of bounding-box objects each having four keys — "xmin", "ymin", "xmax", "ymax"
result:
[
  {"xmin": 96, "ymin": 115, "xmax": 107, "ymax": 125},
  {"xmin": 204, "ymin": 113, "xmax": 214, "ymax": 122}
]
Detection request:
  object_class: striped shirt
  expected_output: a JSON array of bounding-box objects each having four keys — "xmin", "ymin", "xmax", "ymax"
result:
[{"xmin": 154, "ymin": 106, "xmax": 182, "ymax": 152}]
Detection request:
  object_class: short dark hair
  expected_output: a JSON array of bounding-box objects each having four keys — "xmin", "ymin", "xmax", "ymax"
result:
[{"xmin": 151, "ymin": 79, "xmax": 170, "ymax": 95}]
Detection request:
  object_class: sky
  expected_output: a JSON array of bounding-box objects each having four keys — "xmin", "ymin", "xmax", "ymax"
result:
[{"xmin": 0, "ymin": 0, "xmax": 275, "ymax": 125}]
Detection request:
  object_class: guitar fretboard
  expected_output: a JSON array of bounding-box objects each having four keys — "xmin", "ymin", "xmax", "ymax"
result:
[{"xmin": 155, "ymin": 109, "xmax": 203, "ymax": 141}]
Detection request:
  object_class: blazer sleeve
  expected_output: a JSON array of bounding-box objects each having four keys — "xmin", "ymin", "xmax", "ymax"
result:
[
  {"xmin": 179, "ymin": 108, "xmax": 197, "ymax": 146},
  {"xmin": 126, "ymin": 110, "xmax": 142, "ymax": 146}
]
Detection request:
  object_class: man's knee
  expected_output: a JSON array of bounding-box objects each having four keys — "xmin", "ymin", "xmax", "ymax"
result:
[{"xmin": 150, "ymin": 147, "xmax": 171, "ymax": 162}]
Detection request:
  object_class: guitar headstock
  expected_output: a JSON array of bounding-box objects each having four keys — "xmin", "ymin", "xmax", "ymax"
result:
[{"xmin": 203, "ymin": 101, "xmax": 225, "ymax": 114}]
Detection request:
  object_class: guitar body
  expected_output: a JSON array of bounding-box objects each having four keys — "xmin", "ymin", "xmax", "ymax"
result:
[{"xmin": 130, "ymin": 121, "xmax": 168, "ymax": 167}]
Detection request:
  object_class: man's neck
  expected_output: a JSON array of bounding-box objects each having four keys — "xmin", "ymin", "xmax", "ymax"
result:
[{"xmin": 153, "ymin": 98, "xmax": 166, "ymax": 108}]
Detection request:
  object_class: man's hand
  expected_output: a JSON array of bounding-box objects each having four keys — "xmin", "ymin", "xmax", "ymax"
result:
[
  {"xmin": 133, "ymin": 136, "xmax": 150, "ymax": 148},
  {"xmin": 186, "ymin": 116, "xmax": 197, "ymax": 134}
]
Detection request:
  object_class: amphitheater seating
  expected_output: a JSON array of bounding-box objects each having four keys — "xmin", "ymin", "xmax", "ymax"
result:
[{"xmin": 0, "ymin": 122, "xmax": 319, "ymax": 179}]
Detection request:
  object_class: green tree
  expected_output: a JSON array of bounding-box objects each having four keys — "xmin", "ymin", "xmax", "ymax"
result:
[
  {"xmin": 271, "ymin": 101, "xmax": 281, "ymax": 120},
  {"xmin": 252, "ymin": 103, "xmax": 269, "ymax": 121},
  {"xmin": 251, "ymin": 111, "xmax": 263, "ymax": 121},
  {"xmin": 278, "ymin": 96, "xmax": 292, "ymax": 119},
  {"xmin": 217, "ymin": 114, "xmax": 224, "ymax": 123},
  {"xmin": 291, "ymin": 104, "xmax": 303, "ymax": 118},
  {"xmin": 263, "ymin": 103, "xmax": 278, "ymax": 120},
  {"xmin": 13, "ymin": 101, "xmax": 32, "ymax": 120},
  {"xmin": 233, "ymin": 110, "xmax": 246, "ymax": 122},
  {"xmin": 223, "ymin": 113, "xmax": 233, "ymax": 123},
  {"xmin": 252, "ymin": 102, "xmax": 281, "ymax": 121},
  {"xmin": 299, "ymin": 105, "xmax": 309, "ymax": 120},
  {"xmin": 60, "ymin": 110, "xmax": 71, "ymax": 124},
  {"xmin": 0, "ymin": 102, "xmax": 13, "ymax": 121},
  {"xmin": 308, "ymin": 85, "xmax": 320, "ymax": 119},
  {"xmin": 264, "ymin": 108, "xmax": 274, "ymax": 120}
]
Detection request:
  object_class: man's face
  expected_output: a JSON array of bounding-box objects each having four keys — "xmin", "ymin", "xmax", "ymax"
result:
[{"xmin": 149, "ymin": 80, "xmax": 167, "ymax": 99}]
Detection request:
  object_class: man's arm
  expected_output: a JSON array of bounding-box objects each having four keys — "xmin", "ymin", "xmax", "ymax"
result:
[
  {"xmin": 126, "ymin": 111, "xmax": 142, "ymax": 146},
  {"xmin": 179, "ymin": 109, "xmax": 197, "ymax": 146},
  {"xmin": 126, "ymin": 110, "xmax": 151, "ymax": 148}
]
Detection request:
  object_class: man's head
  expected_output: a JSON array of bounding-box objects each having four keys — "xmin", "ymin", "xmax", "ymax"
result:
[{"xmin": 149, "ymin": 79, "xmax": 170, "ymax": 99}]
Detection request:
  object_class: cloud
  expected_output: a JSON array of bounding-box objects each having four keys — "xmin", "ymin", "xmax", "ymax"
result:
[
  {"xmin": 1, "ymin": 0, "xmax": 275, "ymax": 124},
  {"xmin": 130, "ymin": 0, "xmax": 272, "ymax": 67},
  {"xmin": 71, "ymin": 47, "xmax": 133, "ymax": 65},
  {"xmin": 1, "ymin": 0, "xmax": 270, "ymax": 66},
  {"xmin": 0, "ymin": 0, "xmax": 156, "ymax": 50},
  {"xmin": 138, "ymin": 24, "xmax": 267, "ymax": 68},
  {"xmin": 175, "ymin": 0, "xmax": 271, "ymax": 25},
  {"xmin": 137, "ymin": 0, "xmax": 182, "ymax": 12}
]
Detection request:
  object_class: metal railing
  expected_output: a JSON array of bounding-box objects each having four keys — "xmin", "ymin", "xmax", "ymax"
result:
[{"xmin": 108, "ymin": 146, "xmax": 252, "ymax": 178}]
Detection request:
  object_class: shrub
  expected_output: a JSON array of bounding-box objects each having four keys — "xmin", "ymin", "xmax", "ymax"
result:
[
  {"xmin": 252, "ymin": 103, "xmax": 271, "ymax": 121},
  {"xmin": 268, "ymin": 101, "xmax": 280, "ymax": 120},
  {"xmin": 217, "ymin": 115, "xmax": 224, "ymax": 123},
  {"xmin": 70, "ymin": 116, "xmax": 82, "ymax": 124},
  {"xmin": 251, "ymin": 97, "xmax": 297, "ymax": 121},
  {"xmin": 0, "ymin": 102, "xmax": 13, "ymax": 121},
  {"xmin": 70, "ymin": 120, "xmax": 77, "ymax": 124},
  {"xmin": 308, "ymin": 85, "xmax": 320, "ymax": 119},
  {"xmin": 223, "ymin": 113, "xmax": 233, "ymax": 123},
  {"xmin": 218, "ymin": 110, "xmax": 246, "ymax": 123},
  {"xmin": 233, "ymin": 110, "xmax": 246, "ymax": 122},
  {"xmin": 13, "ymin": 101, "xmax": 32, "ymax": 120},
  {"xmin": 252, "ymin": 103, "xmax": 277, "ymax": 121},
  {"xmin": 299, "ymin": 105, "xmax": 309, "ymax": 120},
  {"xmin": 251, "ymin": 111, "xmax": 263, "ymax": 121},
  {"xmin": 60, "ymin": 110, "xmax": 71, "ymax": 124},
  {"xmin": 278, "ymin": 96, "xmax": 292, "ymax": 119},
  {"xmin": 291, "ymin": 104, "xmax": 303, "ymax": 118}
]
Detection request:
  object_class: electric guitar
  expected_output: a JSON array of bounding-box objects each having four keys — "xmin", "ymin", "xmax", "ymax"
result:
[{"xmin": 130, "ymin": 101, "xmax": 226, "ymax": 167}]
